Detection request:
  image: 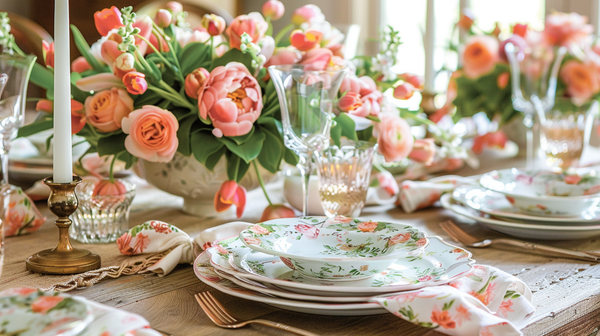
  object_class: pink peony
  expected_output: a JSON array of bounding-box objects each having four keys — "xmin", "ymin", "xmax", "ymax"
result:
[
  {"xmin": 461, "ymin": 35, "xmax": 499, "ymax": 79},
  {"xmin": 121, "ymin": 106, "xmax": 179, "ymax": 162},
  {"xmin": 199, "ymin": 62, "xmax": 262, "ymax": 137},
  {"xmin": 225, "ymin": 13, "xmax": 268, "ymax": 50},
  {"xmin": 544, "ymin": 12, "xmax": 593, "ymax": 46},
  {"xmin": 376, "ymin": 114, "xmax": 414, "ymax": 162}
]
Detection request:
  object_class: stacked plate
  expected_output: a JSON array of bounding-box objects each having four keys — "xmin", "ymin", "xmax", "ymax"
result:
[
  {"xmin": 194, "ymin": 217, "xmax": 474, "ymax": 316},
  {"xmin": 441, "ymin": 168, "xmax": 600, "ymax": 240}
]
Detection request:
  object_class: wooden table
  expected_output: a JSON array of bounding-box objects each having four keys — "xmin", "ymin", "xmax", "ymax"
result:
[{"xmin": 3, "ymin": 155, "xmax": 600, "ymax": 336}]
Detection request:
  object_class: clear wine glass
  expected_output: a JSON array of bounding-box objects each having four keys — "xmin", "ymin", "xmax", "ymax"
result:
[
  {"xmin": 268, "ymin": 65, "xmax": 347, "ymax": 216},
  {"xmin": 0, "ymin": 73, "xmax": 6, "ymax": 278},
  {"xmin": 505, "ymin": 42, "xmax": 567, "ymax": 168}
]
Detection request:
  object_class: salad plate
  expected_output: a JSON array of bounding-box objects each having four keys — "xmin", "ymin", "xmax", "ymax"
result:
[
  {"xmin": 194, "ymin": 252, "xmax": 389, "ymax": 316},
  {"xmin": 479, "ymin": 168, "xmax": 600, "ymax": 217},
  {"xmin": 455, "ymin": 185, "xmax": 600, "ymax": 224},
  {"xmin": 207, "ymin": 234, "xmax": 473, "ymax": 297},
  {"xmin": 441, "ymin": 193, "xmax": 600, "ymax": 240},
  {"xmin": 239, "ymin": 217, "xmax": 428, "ymax": 280}
]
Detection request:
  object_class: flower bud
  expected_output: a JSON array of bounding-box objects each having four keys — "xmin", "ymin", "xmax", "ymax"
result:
[
  {"xmin": 122, "ymin": 72, "xmax": 148, "ymax": 95},
  {"xmin": 184, "ymin": 67, "xmax": 210, "ymax": 99},
  {"xmin": 291, "ymin": 4, "xmax": 323, "ymax": 26},
  {"xmin": 166, "ymin": 1, "xmax": 183, "ymax": 15},
  {"xmin": 201, "ymin": 14, "xmax": 226, "ymax": 36},
  {"xmin": 155, "ymin": 9, "xmax": 172, "ymax": 28},
  {"xmin": 262, "ymin": 0, "xmax": 285, "ymax": 21},
  {"xmin": 115, "ymin": 52, "xmax": 135, "ymax": 71},
  {"xmin": 393, "ymin": 82, "xmax": 415, "ymax": 100},
  {"xmin": 260, "ymin": 204, "xmax": 295, "ymax": 222},
  {"xmin": 93, "ymin": 179, "xmax": 127, "ymax": 196},
  {"xmin": 337, "ymin": 92, "xmax": 362, "ymax": 112}
]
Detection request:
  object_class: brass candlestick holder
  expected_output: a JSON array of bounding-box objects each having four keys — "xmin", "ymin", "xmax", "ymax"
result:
[
  {"xmin": 26, "ymin": 175, "xmax": 101, "ymax": 274},
  {"xmin": 420, "ymin": 91, "xmax": 438, "ymax": 115}
]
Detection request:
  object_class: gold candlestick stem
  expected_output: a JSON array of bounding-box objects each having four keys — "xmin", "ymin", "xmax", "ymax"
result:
[
  {"xmin": 420, "ymin": 91, "xmax": 438, "ymax": 115},
  {"xmin": 26, "ymin": 175, "xmax": 101, "ymax": 274}
]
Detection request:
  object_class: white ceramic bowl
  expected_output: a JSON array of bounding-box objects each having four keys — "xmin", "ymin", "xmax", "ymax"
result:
[
  {"xmin": 239, "ymin": 216, "xmax": 428, "ymax": 281},
  {"xmin": 479, "ymin": 168, "xmax": 600, "ymax": 217}
]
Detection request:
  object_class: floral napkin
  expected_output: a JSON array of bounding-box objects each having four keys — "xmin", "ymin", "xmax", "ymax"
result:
[
  {"xmin": 116, "ymin": 220, "xmax": 535, "ymax": 335},
  {"xmin": 397, "ymin": 175, "xmax": 473, "ymax": 213},
  {"xmin": 0, "ymin": 287, "xmax": 161, "ymax": 336},
  {"xmin": 4, "ymin": 186, "xmax": 47, "ymax": 237}
]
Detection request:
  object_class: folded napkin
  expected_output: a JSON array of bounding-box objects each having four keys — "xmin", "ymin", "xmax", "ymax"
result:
[
  {"xmin": 0, "ymin": 287, "xmax": 161, "ymax": 336},
  {"xmin": 115, "ymin": 220, "xmax": 534, "ymax": 336},
  {"xmin": 5, "ymin": 186, "xmax": 47, "ymax": 237},
  {"xmin": 397, "ymin": 176, "xmax": 473, "ymax": 213}
]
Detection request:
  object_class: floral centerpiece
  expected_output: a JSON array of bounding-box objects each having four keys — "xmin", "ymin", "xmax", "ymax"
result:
[
  {"xmin": 439, "ymin": 11, "xmax": 598, "ymax": 153},
  {"xmin": 14, "ymin": 1, "xmax": 463, "ymax": 218}
]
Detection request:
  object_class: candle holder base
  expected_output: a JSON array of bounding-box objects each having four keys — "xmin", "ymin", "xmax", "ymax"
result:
[
  {"xmin": 25, "ymin": 176, "xmax": 102, "ymax": 275},
  {"xmin": 420, "ymin": 91, "xmax": 438, "ymax": 115}
]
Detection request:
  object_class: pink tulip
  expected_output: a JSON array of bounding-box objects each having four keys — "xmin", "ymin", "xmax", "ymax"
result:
[
  {"xmin": 36, "ymin": 99, "xmax": 86, "ymax": 134},
  {"xmin": 361, "ymin": 90, "xmax": 383, "ymax": 116},
  {"xmin": 133, "ymin": 15, "xmax": 154, "ymax": 55},
  {"xmin": 71, "ymin": 56, "xmax": 92, "ymax": 73},
  {"xmin": 214, "ymin": 181, "xmax": 247, "ymax": 218},
  {"xmin": 290, "ymin": 29, "xmax": 322, "ymax": 51},
  {"xmin": 121, "ymin": 106, "xmax": 179, "ymax": 162},
  {"xmin": 358, "ymin": 76, "xmax": 377, "ymax": 96},
  {"xmin": 35, "ymin": 99, "xmax": 53, "ymax": 114},
  {"xmin": 94, "ymin": 6, "xmax": 123, "ymax": 36},
  {"xmin": 201, "ymin": 14, "xmax": 226, "ymax": 36},
  {"xmin": 155, "ymin": 9, "xmax": 172, "ymax": 28},
  {"xmin": 393, "ymin": 83, "xmax": 415, "ymax": 100},
  {"xmin": 198, "ymin": 63, "xmax": 262, "ymax": 137},
  {"xmin": 262, "ymin": 0, "xmax": 284, "ymax": 21},
  {"xmin": 260, "ymin": 204, "xmax": 295, "ymax": 222},
  {"xmin": 560, "ymin": 60, "xmax": 600, "ymax": 105},
  {"xmin": 377, "ymin": 114, "xmax": 414, "ymax": 162},
  {"xmin": 184, "ymin": 67, "xmax": 210, "ymax": 99},
  {"xmin": 226, "ymin": 13, "xmax": 268, "ymax": 50},
  {"xmin": 42, "ymin": 41, "xmax": 54, "ymax": 68},
  {"xmin": 338, "ymin": 92, "xmax": 362, "ymax": 112},
  {"xmin": 76, "ymin": 73, "xmax": 125, "ymax": 92},
  {"xmin": 93, "ymin": 179, "xmax": 127, "ymax": 196},
  {"xmin": 122, "ymin": 72, "xmax": 148, "ymax": 95},
  {"xmin": 408, "ymin": 139, "xmax": 436, "ymax": 166},
  {"xmin": 291, "ymin": 5, "xmax": 323, "ymax": 26},
  {"xmin": 461, "ymin": 35, "xmax": 499, "ymax": 79},
  {"xmin": 264, "ymin": 47, "xmax": 302, "ymax": 68},
  {"xmin": 399, "ymin": 73, "xmax": 424, "ymax": 90},
  {"xmin": 298, "ymin": 48, "xmax": 332, "ymax": 71},
  {"xmin": 544, "ymin": 12, "xmax": 593, "ymax": 46},
  {"xmin": 166, "ymin": 1, "xmax": 183, "ymax": 15},
  {"xmin": 340, "ymin": 75, "xmax": 361, "ymax": 94}
]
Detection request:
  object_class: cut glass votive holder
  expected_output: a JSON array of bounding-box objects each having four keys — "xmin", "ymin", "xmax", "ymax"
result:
[
  {"xmin": 70, "ymin": 179, "xmax": 136, "ymax": 243},
  {"xmin": 314, "ymin": 140, "xmax": 377, "ymax": 217}
]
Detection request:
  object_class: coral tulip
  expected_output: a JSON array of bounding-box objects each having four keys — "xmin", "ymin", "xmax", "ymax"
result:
[
  {"xmin": 35, "ymin": 99, "xmax": 86, "ymax": 134},
  {"xmin": 71, "ymin": 56, "xmax": 92, "ymax": 73},
  {"xmin": 226, "ymin": 13, "xmax": 268, "ymax": 50},
  {"xmin": 513, "ymin": 23, "xmax": 528, "ymax": 38},
  {"xmin": 94, "ymin": 6, "xmax": 124, "ymax": 36},
  {"xmin": 214, "ymin": 181, "xmax": 247, "ymax": 218},
  {"xmin": 42, "ymin": 41, "xmax": 54, "ymax": 68},
  {"xmin": 201, "ymin": 14, "xmax": 226, "ymax": 36},
  {"xmin": 262, "ymin": 0, "xmax": 285, "ymax": 21},
  {"xmin": 122, "ymin": 72, "xmax": 148, "ymax": 95},
  {"xmin": 260, "ymin": 204, "xmax": 295, "ymax": 222},
  {"xmin": 93, "ymin": 179, "xmax": 127, "ymax": 196},
  {"xmin": 184, "ymin": 67, "xmax": 210, "ymax": 99},
  {"xmin": 472, "ymin": 131, "xmax": 508, "ymax": 154},
  {"xmin": 290, "ymin": 29, "xmax": 322, "ymax": 51}
]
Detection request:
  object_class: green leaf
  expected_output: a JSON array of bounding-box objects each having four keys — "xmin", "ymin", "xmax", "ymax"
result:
[
  {"xmin": 257, "ymin": 127, "xmax": 283, "ymax": 173},
  {"xmin": 209, "ymin": 48, "xmax": 254, "ymax": 72},
  {"xmin": 177, "ymin": 116, "xmax": 197, "ymax": 156},
  {"xmin": 134, "ymin": 91, "xmax": 163, "ymax": 108},
  {"xmin": 30, "ymin": 63, "xmax": 54, "ymax": 91},
  {"xmin": 116, "ymin": 150, "xmax": 136, "ymax": 169},
  {"xmin": 180, "ymin": 42, "xmax": 212, "ymax": 76},
  {"xmin": 337, "ymin": 113, "xmax": 358, "ymax": 140},
  {"xmin": 204, "ymin": 147, "xmax": 226, "ymax": 171},
  {"xmin": 220, "ymin": 128, "xmax": 266, "ymax": 163},
  {"xmin": 226, "ymin": 153, "xmax": 250, "ymax": 182},
  {"xmin": 283, "ymin": 147, "xmax": 299, "ymax": 166},
  {"xmin": 17, "ymin": 118, "xmax": 53, "ymax": 138},
  {"xmin": 97, "ymin": 133, "xmax": 127, "ymax": 157},
  {"xmin": 191, "ymin": 131, "xmax": 224, "ymax": 164},
  {"xmin": 70, "ymin": 25, "xmax": 105, "ymax": 72},
  {"xmin": 227, "ymin": 127, "xmax": 255, "ymax": 145}
]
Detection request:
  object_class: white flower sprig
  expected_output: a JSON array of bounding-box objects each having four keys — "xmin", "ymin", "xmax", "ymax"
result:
[
  {"xmin": 240, "ymin": 33, "xmax": 266, "ymax": 69},
  {"xmin": 117, "ymin": 7, "xmax": 141, "ymax": 53}
]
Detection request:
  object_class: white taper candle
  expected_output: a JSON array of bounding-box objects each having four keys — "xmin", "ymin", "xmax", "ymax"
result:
[
  {"xmin": 424, "ymin": 0, "xmax": 436, "ymax": 93},
  {"xmin": 53, "ymin": 0, "xmax": 73, "ymax": 183}
]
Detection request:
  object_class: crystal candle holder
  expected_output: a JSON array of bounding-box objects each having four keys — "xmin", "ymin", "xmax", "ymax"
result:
[{"xmin": 70, "ymin": 179, "xmax": 136, "ymax": 243}]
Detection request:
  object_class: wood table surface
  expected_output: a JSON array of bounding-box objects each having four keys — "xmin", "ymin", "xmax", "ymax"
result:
[{"xmin": 2, "ymin": 154, "xmax": 600, "ymax": 336}]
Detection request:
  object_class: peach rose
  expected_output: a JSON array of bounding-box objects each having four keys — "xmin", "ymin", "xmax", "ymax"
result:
[
  {"xmin": 544, "ymin": 12, "xmax": 593, "ymax": 46},
  {"xmin": 461, "ymin": 35, "xmax": 499, "ymax": 79},
  {"xmin": 85, "ymin": 88, "xmax": 134, "ymax": 133},
  {"xmin": 559, "ymin": 60, "xmax": 600, "ymax": 105},
  {"xmin": 199, "ymin": 62, "xmax": 262, "ymax": 137},
  {"xmin": 225, "ymin": 12, "xmax": 268, "ymax": 50},
  {"xmin": 376, "ymin": 114, "xmax": 414, "ymax": 162},
  {"xmin": 121, "ymin": 105, "xmax": 179, "ymax": 162}
]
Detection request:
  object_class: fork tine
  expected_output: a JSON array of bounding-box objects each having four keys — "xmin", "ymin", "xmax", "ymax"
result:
[
  {"xmin": 444, "ymin": 221, "xmax": 478, "ymax": 244},
  {"xmin": 440, "ymin": 221, "xmax": 465, "ymax": 244},
  {"xmin": 202, "ymin": 292, "xmax": 238, "ymax": 324},
  {"xmin": 195, "ymin": 293, "xmax": 224, "ymax": 325},
  {"xmin": 198, "ymin": 293, "xmax": 233, "ymax": 324}
]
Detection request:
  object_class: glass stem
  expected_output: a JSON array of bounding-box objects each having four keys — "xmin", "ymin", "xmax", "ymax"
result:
[
  {"xmin": 523, "ymin": 114, "xmax": 535, "ymax": 169},
  {"xmin": 0, "ymin": 136, "xmax": 9, "ymax": 187},
  {"xmin": 298, "ymin": 152, "xmax": 313, "ymax": 217}
]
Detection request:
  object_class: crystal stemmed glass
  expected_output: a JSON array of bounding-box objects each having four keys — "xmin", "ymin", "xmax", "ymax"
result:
[
  {"xmin": 268, "ymin": 65, "xmax": 347, "ymax": 216},
  {"xmin": 0, "ymin": 73, "xmax": 6, "ymax": 277},
  {"xmin": 505, "ymin": 42, "xmax": 567, "ymax": 168}
]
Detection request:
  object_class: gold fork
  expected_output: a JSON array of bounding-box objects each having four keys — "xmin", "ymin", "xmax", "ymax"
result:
[
  {"xmin": 439, "ymin": 221, "xmax": 600, "ymax": 263},
  {"xmin": 194, "ymin": 292, "xmax": 320, "ymax": 336}
]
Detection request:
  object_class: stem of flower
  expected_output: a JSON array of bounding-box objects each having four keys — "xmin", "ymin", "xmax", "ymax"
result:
[
  {"xmin": 136, "ymin": 34, "xmax": 185, "ymax": 83},
  {"xmin": 152, "ymin": 23, "xmax": 183, "ymax": 73},
  {"xmin": 274, "ymin": 23, "xmax": 294, "ymax": 46},
  {"xmin": 157, "ymin": 80, "xmax": 195, "ymax": 109},
  {"xmin": 109, "ymin": 154, "xmax": 117, "ymax": 183},
  {"xmin": 210, "ymin": 36, "xmax": 215, "ymax": 60},
  {"xmin": 253, "ymin": 160, "xmax": 272, "ymax": 206},
  {"xmin": 147, "ymin": 85, "xmax": 194, "ymax": 109}
]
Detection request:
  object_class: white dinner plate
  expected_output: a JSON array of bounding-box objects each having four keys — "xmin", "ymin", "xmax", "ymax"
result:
[
  {"xmin": 455, "ymin": 185, "xmax": 600, "ymax": 224},
  {"xmin": 441, "ymin": 193, "xmax": 600, "ymax": 240},
  {"xmin": 194, "ymin": 252, "xmax": 389, "ymax": 316},
  {"xmin": 206, "ymin": 235, "xmax": 473, "ymax": 297}
]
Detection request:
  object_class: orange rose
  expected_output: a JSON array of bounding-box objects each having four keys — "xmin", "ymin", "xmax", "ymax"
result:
[
  {"xmin": 559, "ymin": 60, "xmax": 600, "ymax": 105},
  {"xmin": 121, "ymin": 106, "xmax": 179, "ymax": 162},
  {"xmin": 461, "ymin": 35, "xmax": 499, "ymax": 78},
  {"xmin": 85, "ymin": 88, "xmax": 134, "ymax": 132}
]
